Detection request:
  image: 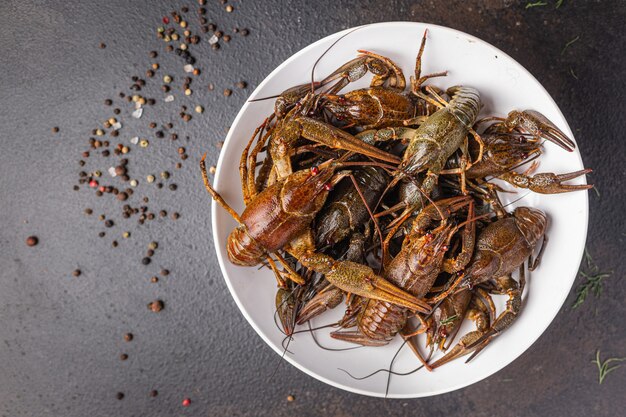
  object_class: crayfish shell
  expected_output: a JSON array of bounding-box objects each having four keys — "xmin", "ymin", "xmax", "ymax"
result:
[{"xmin": 360, "ymin": 300, "xmax": 408, "ymax": 342}]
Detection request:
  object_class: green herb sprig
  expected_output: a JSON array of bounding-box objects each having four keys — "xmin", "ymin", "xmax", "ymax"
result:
[
  {"xmin": 561, "ymin": 36, "xmax": 580, "ymax": 55},
  {"xmin": 526, "ymin": 1, "xmax": 548, "ymax": 8},
  {"xmin": 439, "ymin": 315, "xmax": 458, "ymax": 326},
  {"xmin": 572, "ymin": 249, "xmax": 613, "ymax": 309},
  {"xmin": 592, "ymin": 350, "xmax": 626, "ymax": 384}
]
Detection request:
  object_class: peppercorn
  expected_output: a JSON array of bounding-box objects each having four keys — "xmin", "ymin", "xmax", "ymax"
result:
[
  {"xmin": 223, "ymin": 88, "xmax": 232, "ymax": 97},
  {"xmin": 141, "ymin": 257, "xmax": 151, "ymax": 265},
  {"xmin": 120, "ymin": 353, "xmax": 128, "ymax": 361},
  {"xmin": 72, "ymin": 269, "xmax": 81, "ymax": 277},
  {"xmin": 148, "ymin": 300, "xmax": 164, "ymax": 312},
  {"xmin": 26, "ymin": 236, "xmax": 38, "ymax": 247},
  {"xmin": 116, "ymin": 392, "xmax": 124, "ymax": 400}
]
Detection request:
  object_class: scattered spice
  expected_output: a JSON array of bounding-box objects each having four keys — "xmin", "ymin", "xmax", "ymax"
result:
[
  {"xmin": 148, "ymin": 300, "xmax": 164, "ymax": 312},
  {"xmin": 116, "ymin": 392, "xmax": 124, "ymax": 400},
  {"xmin": 236, "ymin": 81, "xmax": 247, "ymax": 89},
  {"xmin": 26, "ymin": 236, "xmax": 39, "ymax": 247},
  {"xmin": 120, "ymin": 353, "xmax": 128, "ymax": 361},
  {"xmin": 141, "ymin": 257, "xmax": 151, "ymax": 265},
  {"xmin": 223, "ymin": 88, "xmax": 232, "ymax": 97},
  {"xmin": 150, "ymin": 390, "xmax": 158, "ymax": 397},
  {"xmin": 99, "ymin": 42, "xmax": 107, "ymax": 49},
  {"xmin": 287, "ymin": 395, "xmax": 295, "ymax": 402},
  {"xmin": 52, "ymin": 126, "xmax": 60, "ymax": 133},
  {"xmin": 182, "ymin": 398, "xmax": 191, "ymax": 407},
  {"xmin": 72, "ymin": 269, "xmax": 81, "ymax": 277},
  {"xmin": 124, "ymin": 333, "xmax": 134, "ymax": 342}
]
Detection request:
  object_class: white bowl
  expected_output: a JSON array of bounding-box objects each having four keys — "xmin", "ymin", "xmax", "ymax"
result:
[{"xmin": 211, "ymin": 22, "xmax": 589, "ymax": 398}]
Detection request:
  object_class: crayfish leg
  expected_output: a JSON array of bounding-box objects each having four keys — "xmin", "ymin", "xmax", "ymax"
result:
[{"xmin": 410, "ymin": 29, "xmax": 448, "ymax": 95}]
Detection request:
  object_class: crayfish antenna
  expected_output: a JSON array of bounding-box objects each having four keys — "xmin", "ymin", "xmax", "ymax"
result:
[{"xmin": 200, "ymin": 154, "xmax": 242, "ymax": 223}]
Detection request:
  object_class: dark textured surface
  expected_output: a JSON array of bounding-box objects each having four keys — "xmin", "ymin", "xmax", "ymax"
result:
[{"xmin": 0, "ymin": 1, "xmax": 625, "ymax": 416}]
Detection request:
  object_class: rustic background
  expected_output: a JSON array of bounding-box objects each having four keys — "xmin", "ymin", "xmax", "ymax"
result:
[{"xmin": 1, "ymin": 1, "xmax": 624, "ymax": 416}]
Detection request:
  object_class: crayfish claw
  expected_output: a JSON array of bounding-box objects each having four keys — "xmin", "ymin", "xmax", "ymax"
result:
[
  {"xmin": 429, "ymin": 330, "xmax": 487, "ymax": 369},
  {"xmin": 296, "ymin": 286, "xmax": 344, "ymax": 325},
  {"xmin": 330, "ymin": 330, "xmax": 390, "ymax": 346},
  {"xmin": 369, "ymin": 275, "xmax": 432, "ymax": 313},
  {"xmin": 528, "ymin": 169, "xmax": 593, "ymax": 194},
  {"xmin": 505, "ymin": 110, "xmax": 576, "ymax": 152},
  {"xmin": 499, "ymin": 168, "xmax": 592, "ymax": 194}
]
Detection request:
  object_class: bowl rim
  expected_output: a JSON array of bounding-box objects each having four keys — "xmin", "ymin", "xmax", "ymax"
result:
[{"xmin": 211, "ymin": 21, "xmax": 589, "ymax": 398}]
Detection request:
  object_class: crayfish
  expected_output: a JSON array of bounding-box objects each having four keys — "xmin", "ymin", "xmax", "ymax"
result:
[{"xmin": 200, "ymin": 28, "xmax": 593, "ymax": 378}]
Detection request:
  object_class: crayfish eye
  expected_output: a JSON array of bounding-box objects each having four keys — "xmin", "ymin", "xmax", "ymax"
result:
[
  {"xmin": 442, "ymin": 245, "xmax": 449, "ymax": 251},
  {"xmin": 323, "ymin": 183, "xmax": 333, "ymax": 191},
  {"xmin": 310, "ymin": 166, "xmax": 319, "ymax": 176}
]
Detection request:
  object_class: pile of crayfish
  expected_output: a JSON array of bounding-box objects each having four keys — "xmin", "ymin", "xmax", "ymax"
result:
[{"xmin": 201, "ymin": 30, "xmax": 592, "ymax": 370}]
